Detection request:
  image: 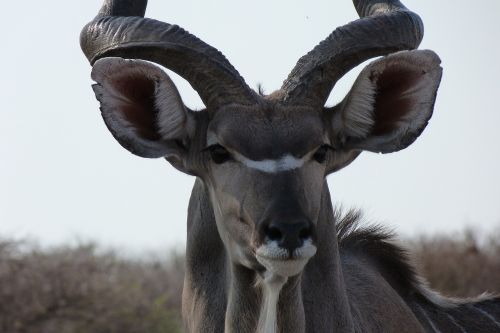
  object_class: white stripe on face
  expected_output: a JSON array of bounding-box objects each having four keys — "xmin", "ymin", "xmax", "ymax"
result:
[
  {"xmin": 234, "ymin": 153, "xmax": 306, "ymax": 173},
  {"xmin": 205, "ymin": 133, "xmax": 316, "ymax": 173}
]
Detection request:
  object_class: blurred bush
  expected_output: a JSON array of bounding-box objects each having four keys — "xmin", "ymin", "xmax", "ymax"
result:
[
  {"xmin": 0, "ymin": 240, "xmax": 184, "ymax": 333},
  {"xmin": 411, "ymin": 228, "xmax": 500, "ymax": 298},
  {"xmin": 0, "ymin": 228, "xmax": 499, "ymax": 332}
]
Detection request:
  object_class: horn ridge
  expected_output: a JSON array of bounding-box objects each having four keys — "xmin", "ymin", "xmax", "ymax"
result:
[
  {"xmin": 81, "ymin": 0, "xmax": 258, "ymax": 109},
  {"xmin": 280, "ymin": 0, "xmax": 423, "ymax": 106}
]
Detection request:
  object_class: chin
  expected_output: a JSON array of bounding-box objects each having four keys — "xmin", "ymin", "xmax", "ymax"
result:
[{"xmin": 255, "ymin": 240, "xmax": 317, "ymax": 278}]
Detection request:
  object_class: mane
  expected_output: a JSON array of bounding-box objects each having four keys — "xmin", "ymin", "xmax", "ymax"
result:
[
  {"xmin": 335, "ymin": 209, "xmax": 496, "ymax": 308},
  {"xmin": 256, "ymin": 83, "xmax": 266, "ymax": 96},
  {"xmin": 337, "ymin": 210, "xmax": 420, "ymax": 296}
]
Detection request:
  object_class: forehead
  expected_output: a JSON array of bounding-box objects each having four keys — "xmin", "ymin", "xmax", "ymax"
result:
[{"xmin": 208, "ymin": 105, "xmax": 325, "ymax": 159}]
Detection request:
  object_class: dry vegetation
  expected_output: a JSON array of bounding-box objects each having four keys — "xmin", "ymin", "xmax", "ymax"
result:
[
  {"xmin": 0, "ymin": 241, "xmax": 184, "ymax": 333},
  {"xmin": 411, "ymin": 229, "xmax": 500, "ymax": 298},
  {"xmin": 0, "ymin": 229, "xmax": 499, "ymax": 333}
]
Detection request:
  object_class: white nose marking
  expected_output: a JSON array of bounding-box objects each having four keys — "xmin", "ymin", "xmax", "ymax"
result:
[{"xmin": 235, "ymin": 153, "xmax": 305, "ymax": 173}]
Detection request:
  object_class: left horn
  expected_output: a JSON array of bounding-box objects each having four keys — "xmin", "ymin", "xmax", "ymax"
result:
[
  {"xmin": 80, "ymin": 0, "xmax": 258, "ymax": 110},
  {"xmin": 280, "ymin": 0, "xmax": 424, "ymax": 106}
]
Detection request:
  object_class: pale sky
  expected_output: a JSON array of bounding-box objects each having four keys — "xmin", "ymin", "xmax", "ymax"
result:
[{"xmin": 1, "ymin": 0, "xmax": 499, "ymax": 252}]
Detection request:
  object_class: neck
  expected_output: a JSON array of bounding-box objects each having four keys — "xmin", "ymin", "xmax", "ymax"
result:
[
  {"xmin": 223, "ymin": 264, "xmax": 306, "ymax": 333},
  {"xmin": 182, "ymin": 179, "xmax": 354, "ymax": 332},
  {"xmin": 301, "ymin": 184, "xmax": 354, "ymax": 332}
]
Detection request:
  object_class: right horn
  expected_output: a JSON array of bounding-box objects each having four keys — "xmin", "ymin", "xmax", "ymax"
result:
[
  {"xmin": 80, "ymin": 0, "xmax": 258, "ymax": 110},
  {"xmin": 280, "ymin": 0, "xmax": 424, "ymax": 107}
]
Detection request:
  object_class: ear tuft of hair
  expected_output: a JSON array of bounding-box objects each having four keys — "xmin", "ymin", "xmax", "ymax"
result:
[{"xmin": 330, "ymin": 50, "xmax": 442, "ymax": 154}]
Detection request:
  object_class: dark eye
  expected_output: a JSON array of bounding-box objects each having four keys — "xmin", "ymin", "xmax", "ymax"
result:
[
  {"xmin": 207, "ymin": 144, "xmax": 232, "ymax": 164},
  {"xmin": 313, "ymin": 145, "xmax": 330, "ymax": 164}
]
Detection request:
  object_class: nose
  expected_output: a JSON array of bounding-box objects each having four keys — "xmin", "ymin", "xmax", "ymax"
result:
[{"xmin": 263, "ymin": 220, "xmax": 313, "ymax": 253}]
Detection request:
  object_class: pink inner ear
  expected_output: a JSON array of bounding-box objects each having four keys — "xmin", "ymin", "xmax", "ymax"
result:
[
  {"xmin": 371, "ymin": 64, "xmax": 421, "ymax": 136},
  {"xmin": 112, "ymin": 72, "xmax": 161, "ymax": 141}
]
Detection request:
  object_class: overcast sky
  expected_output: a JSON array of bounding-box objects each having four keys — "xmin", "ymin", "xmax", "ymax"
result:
[{"xmin": 1, "ymin": 0, "xmax": 499, "ymax": 252}]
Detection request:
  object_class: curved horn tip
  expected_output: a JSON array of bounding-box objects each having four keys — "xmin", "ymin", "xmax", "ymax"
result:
[
  {"xmin": 97, "ymin": 0, "xmax": 148, "ymax": 18},
  {"xmin": 353, "ymin": 0, "xmax": 408, "ymax": 17}
]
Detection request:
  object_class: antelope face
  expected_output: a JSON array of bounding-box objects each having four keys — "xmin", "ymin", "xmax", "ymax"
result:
[
  {"xmin": 203, "ymin": 105, "xmax": 329, "ymax": 277},
  {"xmin": 89, "ymin": 48, "xmax": 441, "ymax": 278}
]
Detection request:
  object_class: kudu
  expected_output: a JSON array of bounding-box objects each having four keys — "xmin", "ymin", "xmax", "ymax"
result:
[{"xmin": 81, "ymin": 0, "xmax": 500, "ymax": 332}]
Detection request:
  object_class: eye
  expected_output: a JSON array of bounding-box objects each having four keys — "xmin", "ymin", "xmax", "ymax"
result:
[
  {"xmin": 313, "ymin": 145, "xmax": 330, "ymax": 164},
  {"xmin": 207, "ymin": 144, "xmax": 232, "ymax": 164}
]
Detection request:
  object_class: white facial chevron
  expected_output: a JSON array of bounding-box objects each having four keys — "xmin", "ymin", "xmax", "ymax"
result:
[
  {"xmin": 206, "ymin": 134, "xmax": 310, "ymax": 173},
  {"xmin": 234, "ymin": 153, "xmax": 306, "ymax": 173}
]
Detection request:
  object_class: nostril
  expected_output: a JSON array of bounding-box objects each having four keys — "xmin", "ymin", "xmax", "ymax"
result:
[
  {"xmin": 266, "ymin": 226, "xmax": 283, "ymax": 241},
  {"xmin": 261, "ymin": 219, "xmax": 314, "ymax": 253},
  {"xmin": 299, "ymin": 227, "xmax": 312, "ymax": 240}
]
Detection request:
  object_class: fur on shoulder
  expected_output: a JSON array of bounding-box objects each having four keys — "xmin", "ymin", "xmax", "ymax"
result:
[
  {"xmin": 335, "ymin": 209, "xmax": 498, "ymax": 309},
  {"xmin": 336, "ymin": 209, "xmax": 419, "ymax": 298}
]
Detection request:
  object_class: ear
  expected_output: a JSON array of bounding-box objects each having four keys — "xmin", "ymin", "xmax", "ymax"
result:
[
  {"xmin": 91, "ymin": 57, "xmax": 194, "ymax": 166},
  {"xmin": 329, "ymin": 50, "xmax": 442, "ymax": 154}
]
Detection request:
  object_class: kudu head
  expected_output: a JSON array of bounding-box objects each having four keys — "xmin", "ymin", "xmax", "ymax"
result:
[{"xmin": 81, "ymin": 0, "xmax": 442, "ymax": 278}]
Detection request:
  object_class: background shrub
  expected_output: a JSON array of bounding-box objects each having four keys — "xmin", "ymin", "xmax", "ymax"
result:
[
  {"xmin": 0, "ymin": 240, "xmax": 184, "ymax": 333},
  {"xmin": 0, "ymin": 228, "xmax": 498, "ymax": 332}
]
